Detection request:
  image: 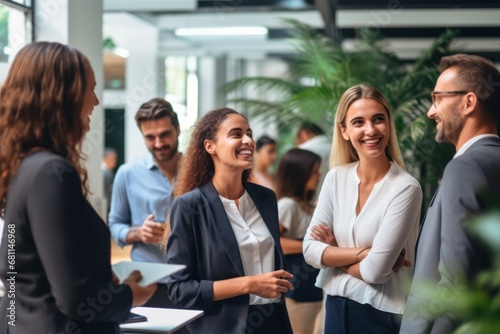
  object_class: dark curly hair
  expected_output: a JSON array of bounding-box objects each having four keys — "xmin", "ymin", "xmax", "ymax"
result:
[
  {"xmin": 0, "ymin": 42, "xmax": 91, "ymax": 216},
  {"xmin": 174, "ymin": 107, "xmax": 251, "ymax": 197}
]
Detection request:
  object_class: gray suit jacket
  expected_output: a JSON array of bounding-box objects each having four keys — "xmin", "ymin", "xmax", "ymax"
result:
[{"xmin": 400, "ymin": 136, "xmax": 500, "ymax": 334}]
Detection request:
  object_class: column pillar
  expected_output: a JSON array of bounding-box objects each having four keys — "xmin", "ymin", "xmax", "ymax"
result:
[{"xmin": 35, "ymin": 0, "xmax": 106, "ymax": 218}]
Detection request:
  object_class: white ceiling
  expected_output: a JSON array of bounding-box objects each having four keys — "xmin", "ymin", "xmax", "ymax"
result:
[
  {"xmin": 104, "ymin": 0, "xmax": 196, "ymax": 12},
  {"xmin": 103, "ymin": 1, "xmax": 500, "ymax": 61}
]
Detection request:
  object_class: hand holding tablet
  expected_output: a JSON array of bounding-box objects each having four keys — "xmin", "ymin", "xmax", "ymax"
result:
[{"xmin": 112, "ymin": 261, "xmax": 186, "ymax": 287}]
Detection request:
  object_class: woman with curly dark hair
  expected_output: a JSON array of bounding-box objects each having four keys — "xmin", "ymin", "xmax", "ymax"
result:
[
  {"xmin": 0, "ymin": 41, "xmax": 156, "ymax": 334},
  {"xmin": 166, "ymin": 108, "xmax": 293, "ymax": 334}
]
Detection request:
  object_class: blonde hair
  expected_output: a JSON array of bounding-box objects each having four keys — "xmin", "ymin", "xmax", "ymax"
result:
[{"xmin": 330, "ymin": 84, "xmax": 405, "ymax": 169}]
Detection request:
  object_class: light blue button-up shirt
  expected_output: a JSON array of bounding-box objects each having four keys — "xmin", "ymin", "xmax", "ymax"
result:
[{"xmin": 109, "ymin": 154, "xmax": 173, "ymax": 265}]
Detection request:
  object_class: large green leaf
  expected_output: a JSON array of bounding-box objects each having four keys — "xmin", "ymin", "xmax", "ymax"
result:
[
  {"xmin": 221, "ymin": 20, "xmax": 459, "ymax": 197},
  {"xmin": 220, "ymin": 77, "xmax": 302, "ymax": 97}
]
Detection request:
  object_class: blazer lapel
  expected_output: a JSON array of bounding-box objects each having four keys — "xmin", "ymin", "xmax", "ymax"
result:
[
  {"xmin": 200, "ymin": 182, "xmax": 245, "ymax": 277},
  {"xmin": 415, "ymin": 185, "xmax": 440, "ymax": 259}
]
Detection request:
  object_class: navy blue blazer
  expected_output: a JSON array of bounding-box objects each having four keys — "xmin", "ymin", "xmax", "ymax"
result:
[{"xmin": 166, "ymin": 181, "xmax": 293, "ymax": 334}]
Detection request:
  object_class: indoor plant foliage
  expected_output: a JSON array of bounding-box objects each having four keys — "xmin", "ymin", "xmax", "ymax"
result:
[
  {"xmin": 452, "ymin": 207, "xmax": 500, "ymax": 334},
  {"xmin": 222, "ymin": 19, "xmax": 458, "ymax": 199}
]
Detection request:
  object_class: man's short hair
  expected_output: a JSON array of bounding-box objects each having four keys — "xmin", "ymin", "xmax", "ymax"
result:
[
  {"xmin": 440, "ymin": 54, "xmax": 500, "ymax": 120},
  {"xmin": 135, "ymin": 98, "xmax": 180, "ymax": 128},
  {"xmin": 298, "ymin": 121, "xmax": 325, "ymax": 136}
]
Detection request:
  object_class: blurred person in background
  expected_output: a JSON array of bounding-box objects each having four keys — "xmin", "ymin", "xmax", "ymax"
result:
[
  {"xmin": 250, "ymin": 135, "xmax": 277, "ymax": 191},
  {"xmin": 295, "ymin": 121, "xmax": 331, "ymax": 200},
  {"xmin": 275, "ymin": 148, "xmax": 323, "ymax": 334},
  {"xmin": 108, "ymin": 98, "xmax": 184, "ymax": 312},
  {"xmin": 102, "ymin": 147, "xmax": 118, "ymax": 215}
]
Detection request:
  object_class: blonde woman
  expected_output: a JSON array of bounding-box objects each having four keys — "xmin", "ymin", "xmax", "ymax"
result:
[{"xmin": 303, "ymin": 84, "xmax": 422, "ymax": 333}]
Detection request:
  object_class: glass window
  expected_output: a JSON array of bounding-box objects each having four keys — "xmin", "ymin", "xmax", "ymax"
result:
[
  {"xmin": 164, "ymin": 55, "xmax": 198, "ymax": 151},
  {"xmin": 0, "ymin": 2, "xmax": 32, "ymax": 63},
  {"xmin": 103, "ymin": 51, "xmax": 126, "ymax": 90},
  {"xmin": 165, "ymin": 56, "xmax": 188, "ymax": 104},
  {"xmin": 10, "ymin": 0, "xmax": 32, "ymax": 5}
]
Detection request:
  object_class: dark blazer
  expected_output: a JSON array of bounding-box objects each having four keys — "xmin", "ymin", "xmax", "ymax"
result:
[
  {"xmin": 401, "ymin": 136, "xmax": 500, "ymax": 334},
  {"xmin": 166, "ymin": 181, "xmax": 293, "ymax": 334},
  {"xmin": 0, "ymin": 151, "xmax": 132, "ymax": 334}
]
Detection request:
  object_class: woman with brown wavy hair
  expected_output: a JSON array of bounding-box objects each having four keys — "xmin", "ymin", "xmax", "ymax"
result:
[
  {"xmin": 166, "ymin": 107, "xmax": 293, "ymax": 334},
  {"xmin": 0, "ymin": 41, "xmax": 155, "ymax": 334}
]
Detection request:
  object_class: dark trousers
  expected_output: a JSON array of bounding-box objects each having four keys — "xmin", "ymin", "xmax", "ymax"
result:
[
  {"xmin": 325, "ymin": 295, "xmax": 402, "ymax": 334},
  {"xmin": 246, "ymin": 304, "xmax": 290, "ymax": 334}
]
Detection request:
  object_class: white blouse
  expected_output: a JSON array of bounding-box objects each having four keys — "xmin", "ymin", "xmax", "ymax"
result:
[
  {"xmin": 278, "ymin": 197, "xmax": 312, "ymax": 240},
  {"xmin": 303, "ymin": 162, "xmax": 422, "ymax": 314},
  {"xmin": 219, "ymin": 190, "xmax": 278, "ymax": 305}
]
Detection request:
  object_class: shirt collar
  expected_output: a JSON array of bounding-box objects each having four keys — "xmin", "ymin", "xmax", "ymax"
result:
[
  {"xmin": 304, "ymin": 134, "xmax": 329, "ymax": 145},
  {"xmin": 454, "ymin": 134, "xmax": 500, "ymax": 159},
  {"xmin": 145, "ymin": 154, "xmax": 158, "ymax": 170}
]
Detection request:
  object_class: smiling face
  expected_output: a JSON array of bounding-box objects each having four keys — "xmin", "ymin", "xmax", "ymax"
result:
[
  {"xmin": 339, "ymin": 98, "xmax": 390, "ymax": 162},
  {"xmin": 140, "ymin": 116, "xmax": 180, "ymax": 164},
  {"xmin": 81, "ymin": 63, "xmax": 99, "ymax": 132},
  {"xmin": 204, "ymin": 113, "xmax": 255, "ymax": 175},
  {"xmin": 427, "ymin": 68, "xmax": 466, "ymax": 145}
]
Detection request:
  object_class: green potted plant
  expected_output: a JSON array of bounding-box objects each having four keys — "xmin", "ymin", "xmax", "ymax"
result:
[{"xmin": 222, "ymin": 19, "xmax": 459, "ymax": 203}]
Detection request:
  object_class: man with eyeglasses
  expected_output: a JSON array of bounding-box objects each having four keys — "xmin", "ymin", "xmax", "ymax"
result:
[{"xmin": 401, "ymin": 54, "xmax": 500, "ymax": 333}]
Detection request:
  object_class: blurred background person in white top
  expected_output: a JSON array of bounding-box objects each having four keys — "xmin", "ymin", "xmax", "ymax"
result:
[
  {"xmin": 295, "ymin": 121, "xmax": 331, "ymax": 200},
  {"xmin": 303, "ymin": 84, "xmax": 422, "ymax": 334},
  {"xmin": 276, "ymin": 148, "xmax": 323, "ymax": 334}
]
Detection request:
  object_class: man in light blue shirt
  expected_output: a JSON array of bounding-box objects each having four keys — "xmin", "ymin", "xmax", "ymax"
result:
[{"xmin": 109, "ymin": 97, "xmax": 181, "ymax": 307}]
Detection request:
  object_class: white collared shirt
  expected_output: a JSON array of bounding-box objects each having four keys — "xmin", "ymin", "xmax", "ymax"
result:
[
  {"xmin": 219, "ymin": 191, "xmax": 278, "ymax": 305},
  {"xmin": 454, "ymin": 134, "xmax": 500, "ymax": 159}
]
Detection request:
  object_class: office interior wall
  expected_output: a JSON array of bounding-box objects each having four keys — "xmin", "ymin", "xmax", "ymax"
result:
[
  {"xmin": 35, "ymin": 0, "xmax": 106, "ymax": 218},
  {"xmin": 102, "ymin": 12, "xmax": 160, "ymax": 163}
]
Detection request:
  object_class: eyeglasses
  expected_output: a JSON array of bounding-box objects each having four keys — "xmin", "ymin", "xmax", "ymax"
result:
[{"xmin": 430, "ymin": 90, "xmax": 468, "ymax": 108}]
